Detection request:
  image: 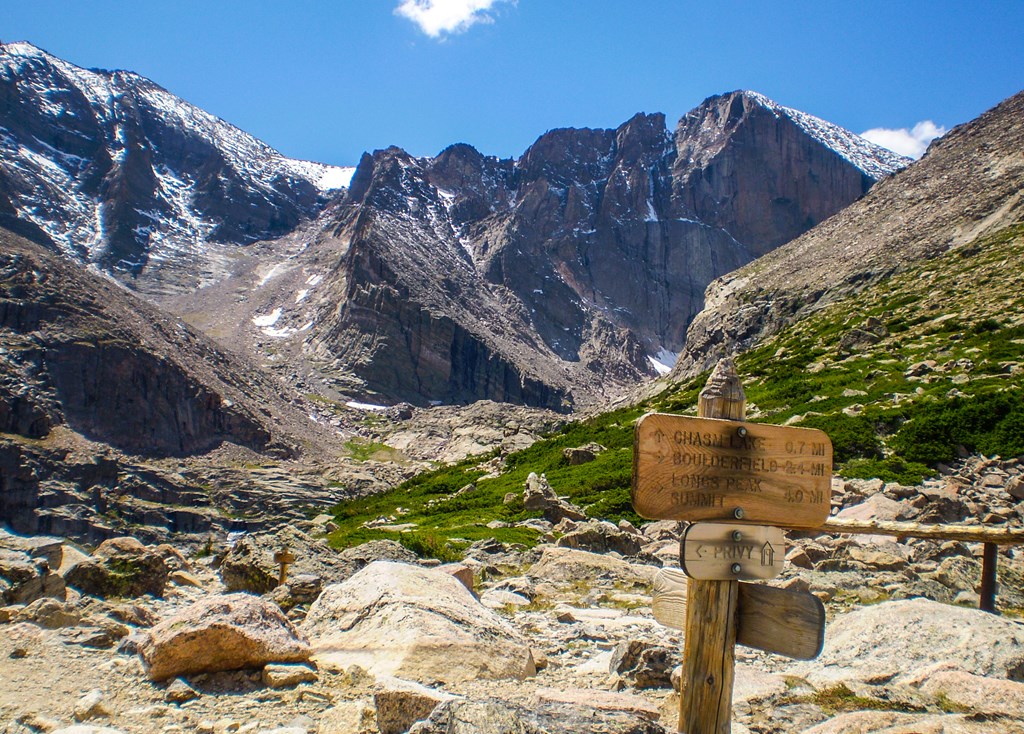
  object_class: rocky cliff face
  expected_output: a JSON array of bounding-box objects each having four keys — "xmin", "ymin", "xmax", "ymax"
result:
[
  {"xmin": 206, "ymin": 92, "xmax": 906, "ymax": 409},
  {"xmin": 0, "ymin": 224, "xmax": 375, "ymax": 541},
  {"xmin": 0, "ymin": 42, "xmax": 353, "ymax": 297},
  {"xmin": 0, "ymin": 41, "xmax": 909, "ymax": 409},
  {"xmin": 671, "ymin": 90, "xmax": 1024, "ymax": 379},
  {"xmin": 0, "ymin": 226, "xmax": 311, "ymax": 458}
]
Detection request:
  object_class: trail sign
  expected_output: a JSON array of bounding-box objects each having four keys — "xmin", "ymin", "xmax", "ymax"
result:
[
  {"xmin": 652, "ymin": 568, "xmax": 826, "ymax": 660},
  {"xmin": 274, "ymin": 548, "xmax": 295, "ymax": 586},
  {"xmin": 681, "ymin": 523, "xmax": 785, "ymax": 581},
  {"xmin": 632, "ymin": 413, "xmax": 833, "ymax": 528}
]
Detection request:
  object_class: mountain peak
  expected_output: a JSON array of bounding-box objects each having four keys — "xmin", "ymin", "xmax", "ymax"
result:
[
  {"xmin": 0, "ymin": 44, "xmax": 354, "ymax": 294},
  {"xmin": 740, "ymin": 89, "xmax": 912, "ymax": 177},
  {"xmin": 0, "ymin": 40, "xmax": 48, "ymax": 57}
]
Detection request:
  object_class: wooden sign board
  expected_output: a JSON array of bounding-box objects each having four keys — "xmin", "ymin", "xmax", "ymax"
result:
[
  {"xmin": 632, "ymin": 413, "xmax": 833, "ymax": 528},
  {"xmin": 681, "ymin": 523, "xmax": 785, "ymax": 581},
  {"xmin": 652, "ymin": 568, "xmax": 825, "ymax": 660}
]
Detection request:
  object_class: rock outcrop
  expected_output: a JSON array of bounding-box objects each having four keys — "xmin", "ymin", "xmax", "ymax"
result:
[
  {"xmin": 301, "ymin": 561, "xmax": 536, "ymax": 683},
  {"xmin": 137, "ymin": 592, "xmax": 312, "ymax": 680},
  {"xmin": 672, "ymin": 89, "xmax": 1024, "ymax": 377}
]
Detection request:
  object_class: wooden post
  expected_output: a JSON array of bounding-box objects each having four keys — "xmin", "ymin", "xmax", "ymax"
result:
[
  {"xmin": 274, "ymin": 547, "xmax": 295, "ymax": 587},
  {"xmin": 680, "ymin": 358, "xmax": 745, "ymax": 734},
  {"xmin": 979, "ymin": 542, "xmax": 998, "ymax": 613}
]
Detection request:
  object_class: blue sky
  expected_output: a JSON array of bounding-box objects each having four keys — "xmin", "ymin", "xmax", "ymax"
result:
[{"xmin": 2, "ymin": 1, "xmax": 1022, "ymax": 166}]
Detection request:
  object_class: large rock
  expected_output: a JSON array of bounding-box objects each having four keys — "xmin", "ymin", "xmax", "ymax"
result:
[
  {"xmin": 0, "ymin": 547, "xmax": 65, "ymax": 604},
  {"xmin": 790, "ymin": 598, "xmax": 1024, "ymax": 684},
  {"xmin": 556, "ymin": 520, "xmax": 644, "ymax": 556},
  {"xmin": 802, "ymin": 711, "xmax": 1016, "ymax": 734},
  {"xmin": 609, "ymin": 640, "xmax": 678, "ymax": 689},
  {"xmin": 14, "ymin": 597, "xmax": 82, "ymax": 628},
  {"xmin": 522, "ymin": 473, "xmax": 586, "ymax": 523},
  {"xmin": 409, "ymin": 697, "xmax": 667, "ymax": 734},
  {"xmin": 800, "ymin": 711, "xmax": 946, "ymax": 733},
  {"xmin": 219, "ymin": 525, "xmax": 359, "ymax": 594},
  {"xmin": 915, "ymin": 668, "xmax": 1024, "ymax": 718},
  {"xmin": 408, "ymin": 700, "xmax": 545, "ymax": 734},
  {"xmin": 374, "ymin": 677, "xmax": 458, "ymax": 734},
  {"xmin": 137, "ymin": 592, "xmax": 311, "ymax": 681},
  {"xmin": 0, "ymin": 531, "xmax": 64, "ymax": 569},
  {"xmin": 526, "ymin": 547, "xmax": 655, "ymax": 588},
  {"xmin": 338, "ymin": 539, "xmax": 419, "ymax": 570},
  {"xmin": 63, "ymin": 537, "xmax": 168, "ymax": 598},
  {"xmin": 301, "ymin": 561, "xmax": 535, "ymax": 684}
]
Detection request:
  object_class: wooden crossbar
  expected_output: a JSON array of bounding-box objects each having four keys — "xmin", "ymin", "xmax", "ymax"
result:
[
  {"xmin": 818, "ymin": 518, "xmax": 1024, "ymax": 545},
  {"xmin": 815, "ymin": 517, "xmax": 1023, "ymax": 614}
]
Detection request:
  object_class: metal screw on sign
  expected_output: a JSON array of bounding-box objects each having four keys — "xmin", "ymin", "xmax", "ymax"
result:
[
  {"xmin": 731, "ymin": 530, "xmax": 743, "ymax": 542},
  {"xmin": 730, "ymin": 563, "xmax": 741, "ymax": 575},
  {"xmin": 734, "ymin": 508, "xmax": 745, "ymax": 520}
]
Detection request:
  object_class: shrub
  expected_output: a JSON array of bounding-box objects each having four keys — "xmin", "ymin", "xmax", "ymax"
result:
[
  {"xmin": 798, "ymin": 413, "xmax": 884, "ymax": 463},
  {"xmin": 890, "ymin": 390, "xmax": 1024, "ymax": 464}
]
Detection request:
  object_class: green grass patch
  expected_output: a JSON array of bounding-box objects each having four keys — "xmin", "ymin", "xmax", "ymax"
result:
[
  {"xmin": 343, "ymin": 437, "xmax": 404, "ymax": 462},
  {"xmin": 805, "ymin": 683, "xmax": 914, "ymax": 715},
  {"xmin": 890, "ymin": 389, "xmax": 1024, "ymax": 464}
]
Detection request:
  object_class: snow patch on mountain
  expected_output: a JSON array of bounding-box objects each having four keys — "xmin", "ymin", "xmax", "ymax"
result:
[
  {"xmin": 0, "ymin": 42, "xmax": 350, "ymax": 286},
  {"xmin": 745, "ymin": 91, "xmax": 911, "ymax": 178},
  {"xmin": 252, "ymin": 308, "xmax": 282, "ymax": 327}
]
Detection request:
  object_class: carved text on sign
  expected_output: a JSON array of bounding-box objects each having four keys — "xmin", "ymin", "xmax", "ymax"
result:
[
  {"xmin": 681, "ymin": 523, "xmax": 786, "ymax": 581},
  {"xmin": 632, "ymin": 414, "xmax": 833, "ymax": 527}
]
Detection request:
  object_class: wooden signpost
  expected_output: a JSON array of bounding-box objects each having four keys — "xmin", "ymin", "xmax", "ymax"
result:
[
  {"xmin": 274, "ymin": 547, "xmax": 295, "ymax": 586},
  {"xmin": 632, "ymin": 358, "xmax": 833, "ymax": 734},
  {"xmin": 652, "ymin": 568, "xmax": 825, "ymax": 660},
  {"xmin": 632, "ymin": 415, "xmax": 832, "ymax": 528}
]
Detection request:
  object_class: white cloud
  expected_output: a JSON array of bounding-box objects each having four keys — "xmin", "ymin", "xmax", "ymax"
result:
[
  {"xmin": 395, "ymin": 0, "xmax": 514, "ymax": 38},
  {"xmin": 860, "ymin": 120, "xmax": 946, "ymax": 160}
]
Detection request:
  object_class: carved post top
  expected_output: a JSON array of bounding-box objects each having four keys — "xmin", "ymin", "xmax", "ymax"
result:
[{"xmin": 698, "ymin": 357, "xmax": 746, "ymax": 421}]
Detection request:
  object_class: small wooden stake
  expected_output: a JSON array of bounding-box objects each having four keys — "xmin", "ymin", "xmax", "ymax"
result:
[
  {"xmin": 681, "ymin": 358, "xmax": 745, "ymax": 734},
  {"xmin": 274, "ymin": 547, "xmax": 295, "ymax": 587},
  {"xmin": 980, "ymin": 542, "xmax": 998, "ymax": 613}
]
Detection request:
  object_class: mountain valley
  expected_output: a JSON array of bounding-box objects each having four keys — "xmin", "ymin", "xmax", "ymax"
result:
[{"xmin": 0, "ymin": 38, "xmax": 1022, "ymax": 734}]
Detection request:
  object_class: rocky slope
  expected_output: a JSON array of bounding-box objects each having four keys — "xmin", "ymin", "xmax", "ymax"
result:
[
  {"xmin": 0, "ymin": 457, "xmax": 1021, "ymax": 734},
  {"xmin": 177, "ymin": 91, "xmax": 907, "ymax": 410},
  {"xmin": 671, "ymin": 89, "xmax": 1024, "ymax": 378},
  {"xmin": 0, "ymin": 225, "xmax": 373, "ymax": 542},
  {"xmin": 0, "ymin": 41, "xmax": 353, "ymax": 297}
]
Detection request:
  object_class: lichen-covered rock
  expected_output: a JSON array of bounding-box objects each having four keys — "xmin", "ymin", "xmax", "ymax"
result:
[
  {"xmin": 137, "ymin": 592, "xmax": 311, "ymax": 681},
  {"xmin": 64, "ymin": 537, "xmax": 168, "ymax": 598}
]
